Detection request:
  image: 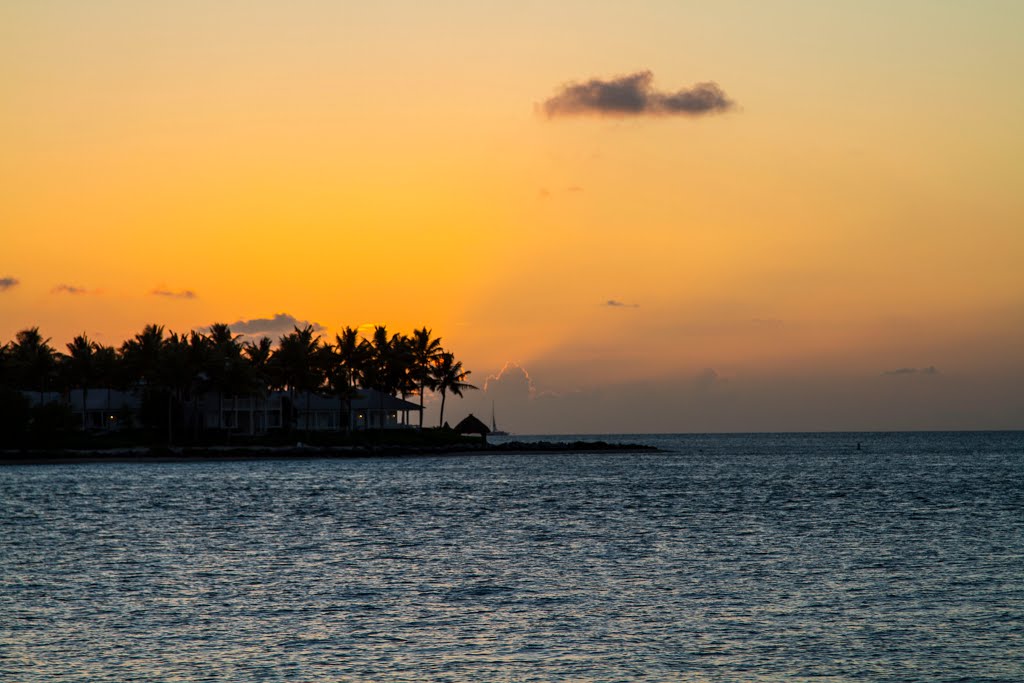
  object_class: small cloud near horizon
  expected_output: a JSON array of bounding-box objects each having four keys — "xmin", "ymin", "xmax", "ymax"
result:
[
  {"xmin": 542, "ymin": 71, "xmax": 734, "ymax": 118},
  {"xmin": 883, "ymin": 366, "xmax": 939, "ymax": 376},
  {"xmin": 52, "ymin": 284, "xmax": 88, "ymax": 295},
  {"xmin": 0, "ymin": 277, "xmax": 18, "ymax": 291},
  {"xmin": 229, "ymin": 313, "xmax": 326, "ymax": 336},
  {"xmin": 695, "ymin": 367, "xmax": 726, "ymax": 391},
  {"xmin": 152, "ymin": 288, "xmax": 197, "ymax": 299},
  {"xmin": 604, "ymin": 299, "xmax": 639, "ymax": 308},
  {"xmin": 483, "ymin": 362, "xmax": 537, "ymax": 397}
]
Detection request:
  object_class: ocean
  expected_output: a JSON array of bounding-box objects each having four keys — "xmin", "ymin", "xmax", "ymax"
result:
[{"xmin": 2, "ymin": 431, "xmax": 1022, "ymax": 682}]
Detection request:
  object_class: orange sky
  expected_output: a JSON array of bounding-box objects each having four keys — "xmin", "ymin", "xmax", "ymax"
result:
[{"xmin": 2, "ymin": 2, "xmax": 1022, "ymax": 432}]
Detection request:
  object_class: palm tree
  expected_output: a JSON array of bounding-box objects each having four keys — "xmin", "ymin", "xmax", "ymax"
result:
[
  {"xmin": 325, "ymin": 327, "xmax": 365, "ymax": 432},
  {"xmin": 391, "ymin": 334, "xmax": 417, "ymax": 425},
  {"xmin": 161, "ymin": 331, "xmax": 200, "ymax": 443},
  {"xmin": 360, "ymin": 326, "xmax": 391, "ymax": 428},
  {"xmin": 361, "ymin": 326, "xmax": 416, "ymax": 428},
  {"xmin": 62, "ymin": 334, "xmax": 100, "ymax": 430},
  {"xmin": 430, "ymin": 352, "xmax": 477, "ymax": 428},
  {"xmin": 204, "ymin": 323, "xmax": 247, "ymax": 432},
  {"xmin": 120, "ymin": 324, "xmax": 166, "ymax": 435},
  {"xmin": 120, "ymin": 324, "xmax": 164, "ymax": 388},
  {"xmin": 243, "ymin": 336, "xmax": 274, "ymax": 434},
  {"xmin": 409, "ymin": 327, "xmax": 442, "ymax": 428},
  {"xmin": 92, "ymin": 343, "xmax": 120, "ymax": 431},
  {"xmin": 9, "ymin": 328, "xmax": 57, "ymax": 403},
  {"xmin": 272, "ymin": 325, "xmax": 324, "ymax": 435}
]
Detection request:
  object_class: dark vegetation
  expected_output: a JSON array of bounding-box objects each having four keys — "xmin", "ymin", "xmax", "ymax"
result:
[{"xmin": 0, "ymin": 323, "xmax": 476, "ymax": 449}]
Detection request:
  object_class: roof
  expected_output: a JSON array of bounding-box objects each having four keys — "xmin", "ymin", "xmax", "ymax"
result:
[
  {"xmin": 453, "ymin": 414, "xmax": 490, "ymax": 435},
  {"xmin": 276, "ymin": 389, "xmax": 422, "ymax": 412}
]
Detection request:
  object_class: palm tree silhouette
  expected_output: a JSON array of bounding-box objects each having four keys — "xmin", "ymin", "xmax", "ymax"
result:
[
  {"xmin": 361, "ymin": 326, "xmax": 406, "ymax": 427},
  {"xmin": 205, "ymin": 323, "xmax": 249, "ymax": 432},
  {"xmin": 430, "ymin": 352, "xmax": 477, "ymax": 428},
  {"xmin": 2, "ymin": 321, "xmax": 477, "ymax": 441},
  {"xmin": 243, "ymin": 336, "xmax": 273, "ymax": 435},
  {"xmin": 120, "ymin": 324, "xmax": 167, "ymax": 435},
  {"xmin": 273, "ymin": 325, "xmax": 323, "ymax": 436},
  {"xmin": 10, "ymin": 328, "xmax": 58, "ymax": 403},
  {"xmin": 161, "ymin": 331, "xmax": 201, "ymax": 443},
  {"xmin": 391, "ymin": 334, "xmax": 417, "ymax": 426},
  {"xmin": 120, "ymin": 324, "xmax": 164, "ymax": 387},
  {"xmin": 409, "ymin": 327, "xmax": 442, "ymax": 428},
  {"xmin": 326, "ymin": 327, "xmax": 365, "ymax": 432},
  {"xmin": 62, "ymin": 334, "xmax": 100, "ymax": 430}
]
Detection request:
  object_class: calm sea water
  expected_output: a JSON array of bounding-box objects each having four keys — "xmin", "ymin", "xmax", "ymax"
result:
[{"xmin": 2, "ymin": 432, "xmax": 1022, "ymax": 682}]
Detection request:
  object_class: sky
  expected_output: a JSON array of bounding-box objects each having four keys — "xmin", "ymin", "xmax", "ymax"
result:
[{"xmin": 2, "ymin": 1, "xmax": 1022, "ymax": 433}]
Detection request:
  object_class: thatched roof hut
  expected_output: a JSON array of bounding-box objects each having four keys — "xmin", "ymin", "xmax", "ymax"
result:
[{"xmin": 454, "ymin": 414, "xmax": 490, "ymax": 441}]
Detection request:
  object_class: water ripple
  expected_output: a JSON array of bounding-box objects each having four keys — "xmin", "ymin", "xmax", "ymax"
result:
[{"xmin": 1, "ymin": 431, "xmax": 1022, "ymax": 681}]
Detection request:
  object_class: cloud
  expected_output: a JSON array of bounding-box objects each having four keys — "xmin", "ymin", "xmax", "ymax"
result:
[
  {"xmin": 483, "ymin": 362, "xmax": 537, "ymax": 399},
  {"xmin": 542, "ymin": 71, "xmax": 734, "ymax": 118},
  {"xmin": 694, "ymin": 367, "xmax": 724, "ymax": 392},
  {"xmin": 883, "ymin": 366, "xmax": 939, "ymax": 376},
  {"xmin": 539, "ymin": 186, "xmax": 584, "ymax": 199},
  {"xmin": 151, "ymin": 288, "xmax": 197, "ymax": 299},
  {"xmin": 604, "ymin": 299, "xmax": 639, "ymax": 308},
  {"xmin": 52, "ymin": 284, "xmax": 88, "ymax": 295},
  {"xmin": 229, "ymin": 312, "xmax": 326, "ymax": 336},
  {"xmin": 0, "ymin": 277, "xmax": 18, "ymax": 291},
  {"xmin": 458, "ymin": 362, "xmax": 538, "ymax": 433}
]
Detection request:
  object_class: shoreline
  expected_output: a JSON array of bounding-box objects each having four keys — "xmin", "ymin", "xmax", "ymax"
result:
[{"xmin": 0, "ymin": 440, "xmax": 660, "ymax": 465}]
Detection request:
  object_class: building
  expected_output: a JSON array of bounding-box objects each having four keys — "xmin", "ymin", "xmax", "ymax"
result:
[{"xmin": 198, "ymin": 389, "xmax": 423, "ymax": 434}]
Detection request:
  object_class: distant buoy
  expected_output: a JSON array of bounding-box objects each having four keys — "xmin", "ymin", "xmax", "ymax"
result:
[{"xmin": 856, "ymin": 442, "xmax": 861, "ymax": 451}]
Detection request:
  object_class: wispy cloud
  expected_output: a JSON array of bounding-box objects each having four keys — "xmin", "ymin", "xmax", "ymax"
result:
[
  {"xmin": 52, "ymin": 284, "xmax": 88, "ymax": 295},
  {"xmin": 229, "ymin": 313, "xmax": 325, "ymax": 335},
  {"xmin": 543, "ymin": 71, "xmax": 734, "ymax": 118},
  {"xmin": 539, "ymin": 185, "xmax": 585, "ymax": 200},
  {"xmin": 604, "ymin": 299, "xmax": 639, "ymax": 308},
  {"xmin": 883, "ymin": 366, "xmax": 939, "ymax": 376},
  {"xmin": 0, "ymin": 277, "xmax": 18, "ymax": 291},
  {"xmin": 151, "ymin": 288, "xmax": 197, "ymax": 299}
]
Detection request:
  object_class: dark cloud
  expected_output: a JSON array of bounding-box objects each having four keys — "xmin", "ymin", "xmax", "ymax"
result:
[
  {"xmin": 152, "ymin": 288, "xmax": 197, "ymax": 299},
  {"xmin": 543, "ymin": 71, "xmax": 734, "ymax": 118},
  {"xmin": 52, "ymin": 284, "xmax": 88, "ymax": 295},
  {"xmin": 604, "ymin": 299, "xmax": 639, "ymax": 308},
  {"xmin": 229, "ymin": 313, "xmax": 326, "ymax": 335},
  {"xmin": 0, "ymin": 277, "xmax": 18, "ymax": 291},
  {"xmin": 883, "ymin": 366, "xmax": 939, "ymax": 376}
]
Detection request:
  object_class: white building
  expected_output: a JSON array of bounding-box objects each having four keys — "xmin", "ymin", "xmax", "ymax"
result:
[{"xmin": 199, "ymin": 389, "xmax": 422, "ymax": 434}]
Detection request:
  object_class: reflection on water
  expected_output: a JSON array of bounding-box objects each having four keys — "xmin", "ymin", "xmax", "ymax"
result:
[{"xmin": 2, "ymin": 432, "xmax": 1022, "ymax": 682}]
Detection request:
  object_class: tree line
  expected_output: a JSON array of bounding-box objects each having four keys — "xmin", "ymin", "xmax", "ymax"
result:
[{"xmin": 0, "ymin": 323, "xmax": 476, "ymax": 441}]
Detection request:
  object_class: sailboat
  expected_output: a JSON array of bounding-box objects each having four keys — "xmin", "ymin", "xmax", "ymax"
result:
[{"xmin": 490, "ymin": 401, "xmax": 509, "ymax": 436}]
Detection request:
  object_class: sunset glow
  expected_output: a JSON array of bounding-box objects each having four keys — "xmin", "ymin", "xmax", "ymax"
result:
[{"xmin": 3, "ymin": 1, "xmax": 1022, "ymax": 432}]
